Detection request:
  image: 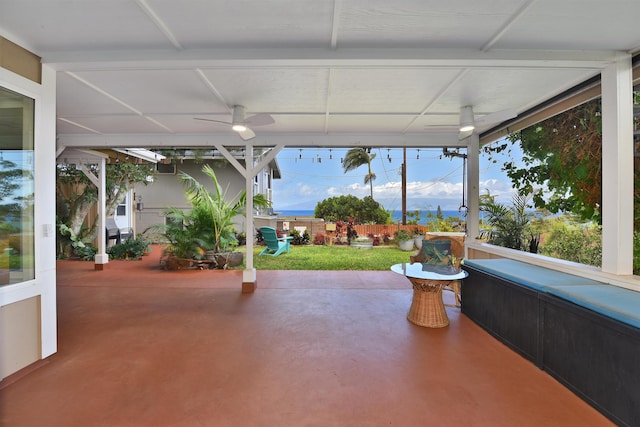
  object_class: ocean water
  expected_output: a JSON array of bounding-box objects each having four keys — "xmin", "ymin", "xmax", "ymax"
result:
[{"xmin": 275, "ymin": 209, "xmax": 466, "ymax": 225}]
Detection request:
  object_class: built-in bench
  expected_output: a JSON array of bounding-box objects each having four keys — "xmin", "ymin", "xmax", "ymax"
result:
[{"xmin": 462, "ymin": 258, "xmax": 640, "ymax": 427}]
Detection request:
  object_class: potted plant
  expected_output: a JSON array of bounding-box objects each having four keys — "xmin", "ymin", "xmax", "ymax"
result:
[{"xmin": 395, "ymin": 229, "xmax": 415, "ymax": 251}]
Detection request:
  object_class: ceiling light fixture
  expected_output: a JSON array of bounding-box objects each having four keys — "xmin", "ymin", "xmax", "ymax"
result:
[
  {"xmin": 459, "ymin": 106, "xmax": 475, "ymax": 132},
  {"xmin": 231, "ymin": 105, "xmax": 248, "ymax": 132}
]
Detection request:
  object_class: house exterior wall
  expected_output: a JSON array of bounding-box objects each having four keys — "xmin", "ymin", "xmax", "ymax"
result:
[{"xmin": 134, "ymin": 159, "xmax": 272, "ymax": 239}]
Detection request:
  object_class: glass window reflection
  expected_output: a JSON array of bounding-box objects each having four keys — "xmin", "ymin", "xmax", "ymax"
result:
[{"xmin": 0, "ymin": 86, "xmax": 35, "ymax": 285}]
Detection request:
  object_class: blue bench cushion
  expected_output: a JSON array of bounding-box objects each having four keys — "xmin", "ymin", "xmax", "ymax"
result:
[
  {"xmin": 545, "ymin": 284, "xmax": 640, "ymax": 329},
  {"xmin": 463, "ymin": 259, "xmax": 602, "ymax": 292}
]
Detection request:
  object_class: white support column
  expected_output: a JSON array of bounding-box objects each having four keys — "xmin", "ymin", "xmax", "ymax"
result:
[
  {"xmin": 466, "ymin": 134, "xmax": 481, "ymax": 246},
  {"xmin": 601, "ymin": 55, "xmax": 634, "ymax": 275},
  {"xmin": 242, "ymin": 143, "xmax": 257, "ymax": 292},
  {"xmin": 93, "ymin": 157, "xmax": 109, "ymax": 269},
  {"xmin": 39, "ymin": 65, "xmax": 58, "ymax": 358}
]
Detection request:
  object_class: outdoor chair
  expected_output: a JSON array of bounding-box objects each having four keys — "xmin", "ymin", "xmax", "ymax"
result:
[
  {"xmin": 410, "ymin": 235, "xmax": 463, "ymax": 307},
  {"xmin": 259, "ymin": 226, "xmax": 292, "ymax": 257},
  {"xmin": 105, "ymin": 218, "xmax": 133, "ymax": 245}
]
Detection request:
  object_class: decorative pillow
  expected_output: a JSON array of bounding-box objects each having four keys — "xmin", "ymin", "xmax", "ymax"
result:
[{"xmin": 421, "ymin": 239, "xmax": 460, "ymax": 274}]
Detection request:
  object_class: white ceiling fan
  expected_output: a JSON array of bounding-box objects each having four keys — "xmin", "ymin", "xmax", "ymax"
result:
[
  {"xmin": 458, "ymin": 105, "xmax": 517, "ymax": 140},
  {"xmin": 195, "ymin": 105, "xmax": 275, "ymax": 141}
]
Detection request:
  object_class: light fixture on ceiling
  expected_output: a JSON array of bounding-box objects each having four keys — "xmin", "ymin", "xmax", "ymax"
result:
[
  {"xmin": 459, "ymin": 106, "xmax": 475, "ymax": 132},
  {"xmin": 231, "ymin": 105, "xmax": 248, "ymax": 132},
  {"xmin": 195, "ymin": 105, "xmax": 274, "ymax": 141}
]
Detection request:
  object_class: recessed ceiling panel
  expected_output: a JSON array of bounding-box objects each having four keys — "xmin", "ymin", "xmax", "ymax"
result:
[
  {"xmin": 433, "ymin": 68, "xmax": 600, "ymax": 115},
  {"xmin": 326, "ymin": 114, "xmax": 415, "ymax": 133},
  {"xmin": 337, "ymin": 0, "xmax": 528, "ymax": 48},
  {"xmin": 1, "ymin": 0, "xmax": 172, "ymax": 52},
  {"xmin": 200, "ymin": 68, "xmax": 330, "ymax": 113},
  {"xmin": 493, "ymin": 0, "xmax": 640, "ymax": 51},
  {"xmin": 60, "ymin": 115, "xmax": 172, "ymax": 134},
  {"xmin": 57, "ymin": 73, "xmax": 135, "ymax": 116},
  {"xmin": 150, "ymin": 0, "xmax": 334, "ymax": 48},
  {"xmin": 329, "ymin": 68, "xmax": 461, "ymax": 113},
  {"xmin": 257, "ymin": 114, "xmax": 326, "ymax": 133},
  {"xmin": 70, "ymin": 70, "xmax": 229, "ymax": 115}
]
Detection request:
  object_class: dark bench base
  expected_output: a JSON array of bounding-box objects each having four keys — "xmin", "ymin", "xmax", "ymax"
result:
[{"xmin": 462, "ymin": 261, "xmax": 640, "ymax": 427}]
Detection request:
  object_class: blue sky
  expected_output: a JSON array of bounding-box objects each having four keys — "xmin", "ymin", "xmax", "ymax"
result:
[{"xmin": 272, "ymin": 139, "xmax": 521, "ymax": 211}]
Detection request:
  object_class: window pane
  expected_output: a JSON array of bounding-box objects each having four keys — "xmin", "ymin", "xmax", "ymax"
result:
[
  {"xmin": 0, "ymin": 86, "xmax": 35, "ymax": 285},
  {"xmin": 480, "ymin": 98, "xmax": 602, "ymax": 267}
]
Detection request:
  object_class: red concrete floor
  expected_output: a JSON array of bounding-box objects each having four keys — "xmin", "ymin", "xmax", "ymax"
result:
[{"xmin": 0, "ymin": 247, "xmax": 613, "ymax": 426}]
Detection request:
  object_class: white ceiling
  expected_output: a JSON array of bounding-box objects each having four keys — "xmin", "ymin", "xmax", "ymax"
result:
[{"xmin": 2, "ymin": 0, "xmax": 639, "ymax": 148}]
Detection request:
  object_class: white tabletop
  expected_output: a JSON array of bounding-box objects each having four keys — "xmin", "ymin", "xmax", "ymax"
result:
[{"xmin": 390, "ymin": 263, "xmax": 468, "ymax": 281}]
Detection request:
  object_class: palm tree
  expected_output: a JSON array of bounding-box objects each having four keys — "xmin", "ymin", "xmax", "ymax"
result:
[
  {"xmin": 178, "ymin": 164, "xmax": 270, "ymax": 253},
  {"xmin": 342, "ymin": 148, "xmax": 377, "ymax": 198}
]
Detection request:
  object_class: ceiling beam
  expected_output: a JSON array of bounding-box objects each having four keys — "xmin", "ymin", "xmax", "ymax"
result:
[
  {"xmin": 43, "ymin": 48, "xmax": 622, "ymax": 71},
  {"xmin": 57, "ymin": 132, "xmax": 467, "ymax": 149}
]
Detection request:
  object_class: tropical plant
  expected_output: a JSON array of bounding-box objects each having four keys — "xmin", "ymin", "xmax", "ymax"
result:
[
  {"xmin": 312, "ymin": 233, "xmax": 326, "ymax": 246},
  {"xmin": 479, "ymin": 192, "xmax": 536, "ymax": 252},
  {"xmin": 342, "ymin": 147, "xmax": 377, "ymax": 198},
  {"xmin": 336, "ymin": 218, "xmax": 358, "ymax": 243},
  {"xmin": 178, "ymin": 164, "xmax": 271, "ymax": 253},
  {"xmin": 155, "ymin": 207, "xmax": 207, "ymax": 259},
  {"xmin": 57, "ymin": 221, "xmax": 88, "ymax": 259}
]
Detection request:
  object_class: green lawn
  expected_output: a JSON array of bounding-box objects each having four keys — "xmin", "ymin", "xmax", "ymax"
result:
[{"xmin": 236, "ymin": 244, "xmax": 415, "ymax": 270}]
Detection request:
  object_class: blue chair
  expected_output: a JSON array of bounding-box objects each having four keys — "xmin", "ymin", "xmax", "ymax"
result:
[{"xmin": 259, "ymin": 227, "xmax": 292, "ymax": 257}]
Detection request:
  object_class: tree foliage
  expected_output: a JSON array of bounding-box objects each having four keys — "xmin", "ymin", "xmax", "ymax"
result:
[
  {"xmin": 0, "ymin": 158, "xmax": 31, "ymax": 239},
  {"xmin": 342, "ymin": 148, "xmax": 377, "ymax": 199},
  {"xmin": 484, "ymin": 99, "xmax": 602, "ymax": 222},
  {"xmin": 314, "ymin": 195, "xmax": 390, "ymax": 224},
  {"xmin": 56, "ymin": 162, "xmax": 156, "ymax": 256}
]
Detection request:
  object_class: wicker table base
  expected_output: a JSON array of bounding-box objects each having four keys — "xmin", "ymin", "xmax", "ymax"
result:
[{"xmin": 406, "ymin": 278, "xmax": 450, "ymax": 328}]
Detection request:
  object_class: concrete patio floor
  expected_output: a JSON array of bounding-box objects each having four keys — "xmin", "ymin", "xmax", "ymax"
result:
[{"xmin": 0, "ymin": 246, "xmax": 613, "ymax": 426}]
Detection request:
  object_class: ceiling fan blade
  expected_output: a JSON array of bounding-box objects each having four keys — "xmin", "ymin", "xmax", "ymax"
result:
[
  {"xmin": 194, "ymin": 117, "xmax": 231, "ymax": 125},
  {"xmin": 475, "ymin": 108, "xmax": 517, "ymax": 126},
  {"xmin": 246, "ymin": 113, "xmax": 275, "ymax": 127},
  {"xmin": 238, "ymin": 127, "xmax": 256, "ymax": 141}
]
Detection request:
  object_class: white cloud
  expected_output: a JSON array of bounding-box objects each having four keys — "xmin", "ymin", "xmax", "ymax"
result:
[{"xmin": 275, "ymin": 175, "xmax": 519, "ymax": 211}]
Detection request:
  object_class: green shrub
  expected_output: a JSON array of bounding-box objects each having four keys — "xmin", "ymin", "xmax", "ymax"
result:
[
  {"xmin": 107, "ymin": 236, "xmax": 151, "ymax": 260},
  {"xmin": 289, "ymin": 229, "xmax": 310, "ymax": 245},
  {"xmin": 540, "ymin": 221, "xmax": 601, "ymax": 266},
  {"xmin": 75, "ymin": 243, "xmax": 97, "ymax": 261}
]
